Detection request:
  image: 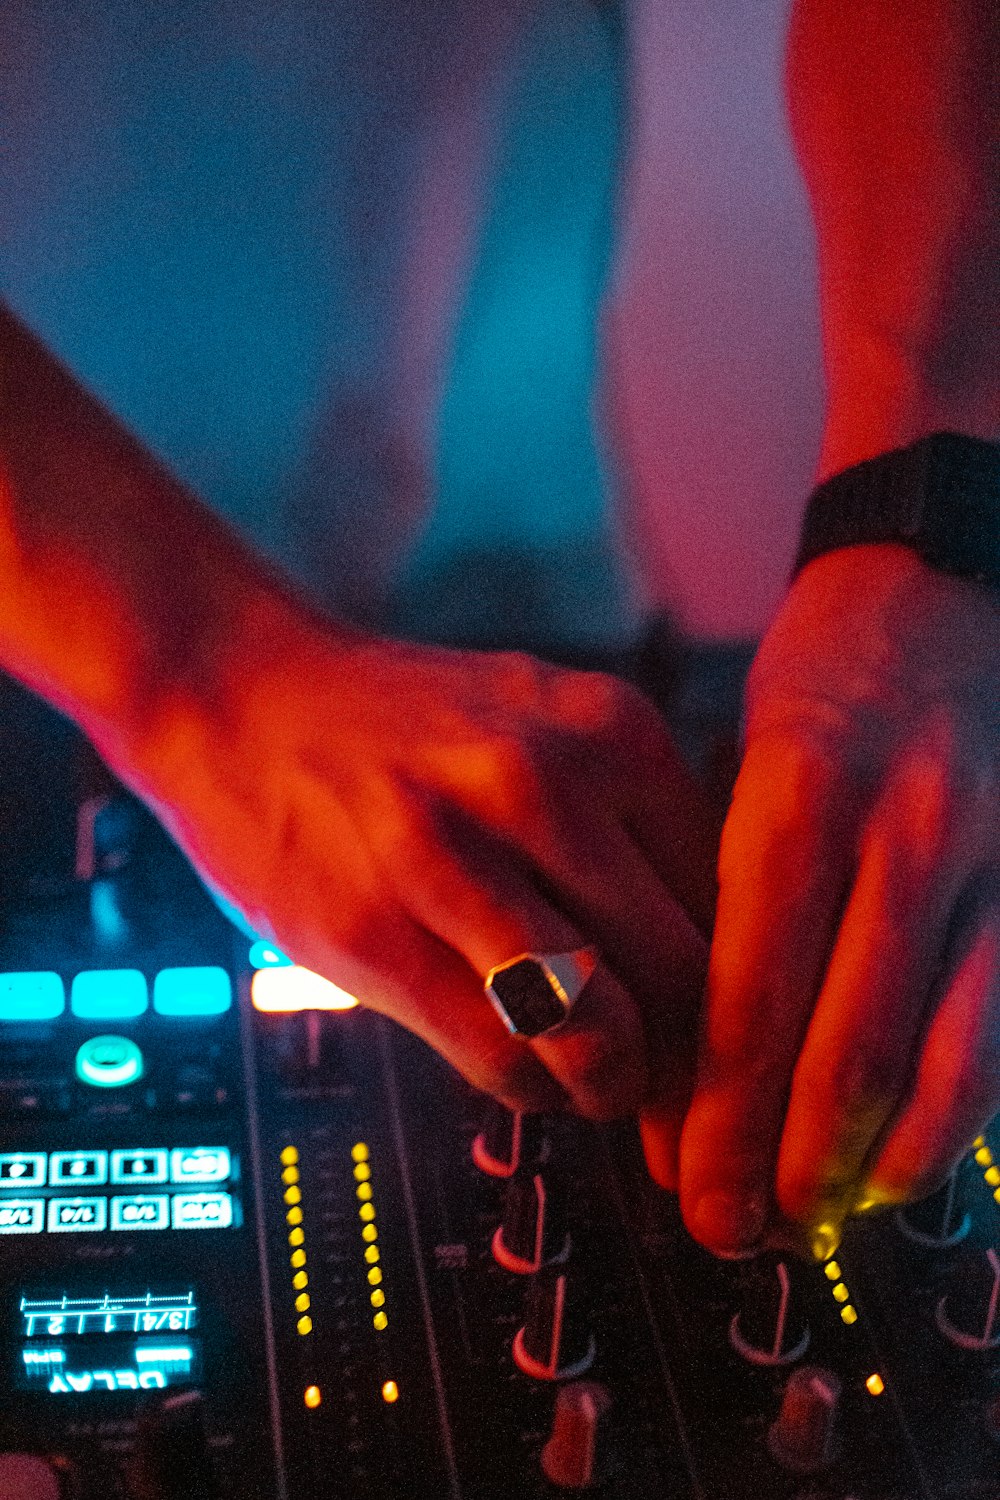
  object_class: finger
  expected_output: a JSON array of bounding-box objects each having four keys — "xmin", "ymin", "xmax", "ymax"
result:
[
  {"xmin": 529, "ymin": 810, "xmax": 709, "ymax": 1181},
  {"xmin": 546, "ymin": 670, "xmax": 720, "ymax": 935},
  {"xmin": 374, "ymin": 800, "xmax": 649, "ymax": 1120},
  {"xmin": 775, "ymin": 762, "xmax": 974, "ymax": 1240},
  {"xmin": 862, "ymin": 883, "xmax": 1000, "ymax": 1205},
  {"xmin": 679, "ymin": 733, "xmax": 857, "ymax": 1256}
]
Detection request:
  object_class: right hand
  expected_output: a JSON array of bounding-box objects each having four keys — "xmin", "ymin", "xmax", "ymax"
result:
[{"xmin": 122, "ymin": 585, "xmax": 716, "ymax": 1128}]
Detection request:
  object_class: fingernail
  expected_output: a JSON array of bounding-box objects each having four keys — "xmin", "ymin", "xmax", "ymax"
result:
[{"xmin": 691, "ymin": 1190, "xmax": 768, "ymax": 1256}]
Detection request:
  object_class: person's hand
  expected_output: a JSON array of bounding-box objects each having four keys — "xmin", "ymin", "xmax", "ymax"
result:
[
  {"xmin": 662, "ymin": 544, "xmax": 1000, "ymax": 1258},
  {"xmin": 126, "ymin": 584, "xmax": 717, "ymax": 1127}
]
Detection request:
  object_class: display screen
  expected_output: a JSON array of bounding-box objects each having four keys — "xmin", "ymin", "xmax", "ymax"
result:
[{"xmin": 15, "ymin": 1290, "xmax": 201, "ymax": 1395}]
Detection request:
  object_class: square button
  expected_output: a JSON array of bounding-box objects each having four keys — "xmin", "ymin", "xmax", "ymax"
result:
[
  {"xmin": 153, "ymin": 967, "xmax": 232, "ymax": 1017},
  {"xmin": 170, "ymin": 1147, "xmax": 231, "ymax": 1185},
  {"xmin": 48, "ymin": 1196, "xmax": 107, "ymax": 1233},
  {"xmin": 110, "ymin": 1194, "xmax": 170, "ymax": 1231},
  {"xmin": 72, "ymin": 970, "xmax": 148, "ymax": 1020},
  {"xmin": 0, "ymin": 1153, "xmax": 47, "ymax": 1189},
  {"xmin": 172, "ymin": 1192, "xmax": 234, "ymax": 1230},
  {"xmin": 0, "ymin": 1199, "xmax": 44, "ymax": 1234},
  {"xmin": 50, "ymin": 1151, "xmax": 108, "ymax": 1187},
  {"xmin": 0, "ymin": 972, "xmax": 64, "ymax": 1022},
  {"xmin": 110, "ymin": 1149, "xmax": 168, "ymax": 1186}
]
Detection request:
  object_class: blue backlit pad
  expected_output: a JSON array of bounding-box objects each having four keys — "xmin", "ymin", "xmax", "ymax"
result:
[
  {"xmin": 71, "ymin": 970, "xmax": 148, "ymax": 1020},
  {"xmin": 0, "ymin": 972, "xmax": 65, "ymax": 1022},
  {"xmin": 153, "ymin": 967, "xmax": 232, "ymax": 1017}
]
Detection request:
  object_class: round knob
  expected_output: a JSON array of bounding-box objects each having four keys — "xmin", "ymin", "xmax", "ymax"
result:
[
  {"xmin": 472, "ymin": 1108, "xmax": 548, "ymax": 1179},
  {"xmin": 936, "ymin": 1247, "xmax": 1000, "ymax": 1351},
  {"xmin": 513, "ymin": 1263, "xmax": 596, "ymax": 1381},
  {"xmin": 493, "ymin": 1171, "xmax": 570, "ymax": 1275},
  {"xmin": 729, "ymin": 1260, "xmax": 811, "ymax": 1367},
  {"xmin": 541, "ymin": 1381, "xmax": 616, "ymax": 1489},
  {"xmin": 0, "ymin": 1456, "xmax": 63, "ymax": 1500},
  {"xmin": 896, "ymin": 1172, "xmax": 971, "ymax": 1249},
  {"xmin": 768, "ymin": 1366, "xmax": 841, "ymax": 1473}
]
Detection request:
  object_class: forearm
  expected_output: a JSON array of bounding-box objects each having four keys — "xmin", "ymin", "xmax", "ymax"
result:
[
  {"xmin": 788, "ymin": 0, "xmax": 1000, "ymax": 480},
  {"xmin": 0, "ymin": 305, "xmax": 346, "ymax": 769}
]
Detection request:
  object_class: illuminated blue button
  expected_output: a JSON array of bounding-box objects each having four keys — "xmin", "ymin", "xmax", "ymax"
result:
[
  {"xmin": 110, "ymin": 1194, "xmax": 170, "ymax": 1231},
  {"xmin": 170, "ymin": 1147, "xmax": 231, "ymax": 1185},
  {"xmin": 0, "ymin": 972, "xmax": 64, "ymax": 1021},
  {"xmin": 0, "ymin": 1153, "xmax": 47, "ymax": 1189},
  {"xmin": 172, "ymin": 1192, "xmax": 234, "ymax": 1230},
  {"xmin": 248, "ymin": 941, "xmax": 293, "ymax": 970},
  {"xmin": 71, "ymin": 970, "xmax": 147, "ymax": 1020},
  {"xmin": 47, "ymin": 1196, "xmax": 107, "ymax": 1233},
  {"xmin": 153, "ymin": 966, "xmax": 232, "ymax": 1017},
  {"xmin": 110, "ymin": 1149, "xmax": 168, "ymax": 1186},
  {"xmin": 76, "ymin": 1036, "xmax": 144, "ymax": 1089},
  {"xmin": 49, "ymin": 1151, "xmax": 108, "ymax": 1187},
  {"xmin": 0, "ymin": 1198, "xmax": 44, "ymax": 1234}
]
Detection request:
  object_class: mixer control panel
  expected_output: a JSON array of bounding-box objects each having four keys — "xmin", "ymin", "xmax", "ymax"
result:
[{"xmin": 0, "ymin": 736, "xmax": 998, "ymax": 1496}]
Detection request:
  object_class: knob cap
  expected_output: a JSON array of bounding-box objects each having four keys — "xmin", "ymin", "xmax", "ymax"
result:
[
  {"xmin": 767, "ymin": 1365, "xmax": 841, "ymax": 1474},
  {"xmin": 541, "ymin": 1381, "xmax": 616, "ymax": 1489},
  {"xmin": 493, "ymin": 1171, "xmax": 570, "ymax": 1274},
  {"xmin": 0, "ymin": 1456, "xmax": 63, "ymax": 1500},
  {"xmin": 896, "ymin": 1171, "xmax": 971, "ymax": 1249},
  {"xmin": 472, "ymin": 1108, "xmax": 548, "ymax": 1178},
  {"xmin": 729, "ymin": 1259, "xmax": 810, "ymax": 1367},
  {"xmin": 936, "ymin": 1247, "xmax": 1000, "ymax": 1351},
  {"xmin": 514, "ymin": 1264, "xmax": 596, "ymax": 1381}
]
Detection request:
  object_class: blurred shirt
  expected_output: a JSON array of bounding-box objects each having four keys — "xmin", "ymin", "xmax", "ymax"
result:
[{"xmin": 0, "ymin": 0, "xmax": 824, "ymax": 650}]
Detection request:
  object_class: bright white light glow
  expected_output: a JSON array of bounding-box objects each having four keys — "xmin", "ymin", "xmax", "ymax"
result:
[{"xmin": 251, "ymin": 966, "xmax": 359, "ymax": 1013}]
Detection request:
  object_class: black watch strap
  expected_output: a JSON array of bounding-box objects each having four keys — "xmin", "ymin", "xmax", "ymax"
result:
[{"xmin": 794, "ymin": 432, "xmax": 1000, "ymax": 588}]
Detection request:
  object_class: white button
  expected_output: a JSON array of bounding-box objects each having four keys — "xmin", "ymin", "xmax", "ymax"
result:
[
  {"xmin": 0, "ymin": 1153, "xmax": 47, "ymax": 1189},
  {"xmin": 170, "ymin": 1147, "xmax": 231, "ymax": 1185},
  {"xmin": 50, "ymin": 1151, "xmax": 108, "ymax": 1187},
  {"xmin": 0, "ymin": 1198, "xmax": 45, "ymax": 1234},
  {"xmin": 110, "ymin": 1149, "xmax": 168, "ymax": 1185},
  {"xmin": 110, "ymin": 1194, "xmax": 170, "ymax": 1231},
  {"xmin": 47, "ymin": 1196, "xmax": 107, "ymax": 1233},
  {"xmin": 172, "ymin": 1192, "xmax": 234, "ymax": 1230}
]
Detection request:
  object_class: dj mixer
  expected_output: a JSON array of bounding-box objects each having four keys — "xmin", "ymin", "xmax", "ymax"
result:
[{"xmin": 0, "ymin": 695, "xmax": 998, "ymax": 1500}]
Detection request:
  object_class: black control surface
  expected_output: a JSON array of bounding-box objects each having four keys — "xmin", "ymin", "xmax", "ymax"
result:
[{"xmin": 0, "ymin": 716, "xmax": 998, "ymax": 1498}]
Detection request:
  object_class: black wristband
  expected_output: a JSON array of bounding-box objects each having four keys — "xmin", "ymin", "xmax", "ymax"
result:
[{"xmin": 794, "ymin": 432, "xmax": 1000, "ymax": 589}]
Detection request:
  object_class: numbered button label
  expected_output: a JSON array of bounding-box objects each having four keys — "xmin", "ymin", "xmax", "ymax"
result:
[
  {"xmin": 110, "ymin": 1195, "xmax": 170, "ymax": 1231},
  {"xmin": 50, "ymin": 1151, "xmax": 108, "ymax": 1187},
  {"xmin": 172, "ymin": 1192, "xmax": 233, "ymax": 1230},
  {"xmin": 0, "ymin": 1153, "xmax": 46, "ymax": 1189},
  {"xmin": 170, "ymin": 1148, "xmax": 231, "ymax": 1185},
  {"xmin": 110, "ymin": 1150, "xmax": 168, "ymax": 1185},
  {"xmin": 0, "ymin": 1199, "xmax": 44, "ymax": 1234},
  {"xmin": 48, "ymin": 1197, "xmax": 107, "ymax": 1233}
]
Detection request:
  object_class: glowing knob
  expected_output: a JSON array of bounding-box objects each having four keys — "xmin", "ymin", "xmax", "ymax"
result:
[
  {"xmin": 493, "ymin": 1171, "xmax": 570, "ymax": 1275},
  {"xmin": 936, "ymin": 1247, "xmax": 1000, "ymax": 1351},
  {"xmin": 896, "ymin": 1171, "xmax": 970, "ymax": 1250},
  {"xmin": 541, "ymin": 1381, "xmax": 616, "ymax": 1489},
  {"xmin": 513, "ymin": 1263, "xmax": 596, "ymax": 1381},
  {"xmin": 729, "ymin": 1259, "xmax": 810, "ymax": 1367},
  {"xmin": 75, "ymin": 1034, "xmax": 143, "ymax": 1089},
  {"xmin": 768, "ymin": 1365, "xmax": 841, "ymax": 1474},
  {"xmin": 0, "ymin": 1456, "xmax": 64, "ymax": 1500},
  {"xmin": 472, "ymin": 1107, "xmax": 549, "ymax": 1178}
]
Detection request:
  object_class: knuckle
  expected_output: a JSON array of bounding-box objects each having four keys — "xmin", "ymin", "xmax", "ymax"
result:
[
  {"xmin": 723, "ymin": 732, "xmax": 847, "ymax": 868},
  {"xmin": 802, "ymin": 1041, "xmax": 903, "ymax": 1116}
]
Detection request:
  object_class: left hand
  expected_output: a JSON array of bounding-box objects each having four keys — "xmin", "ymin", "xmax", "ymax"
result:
[{"xmin": 660, "ymin": 544, "xmax": 1000, "ymax": 1258}]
